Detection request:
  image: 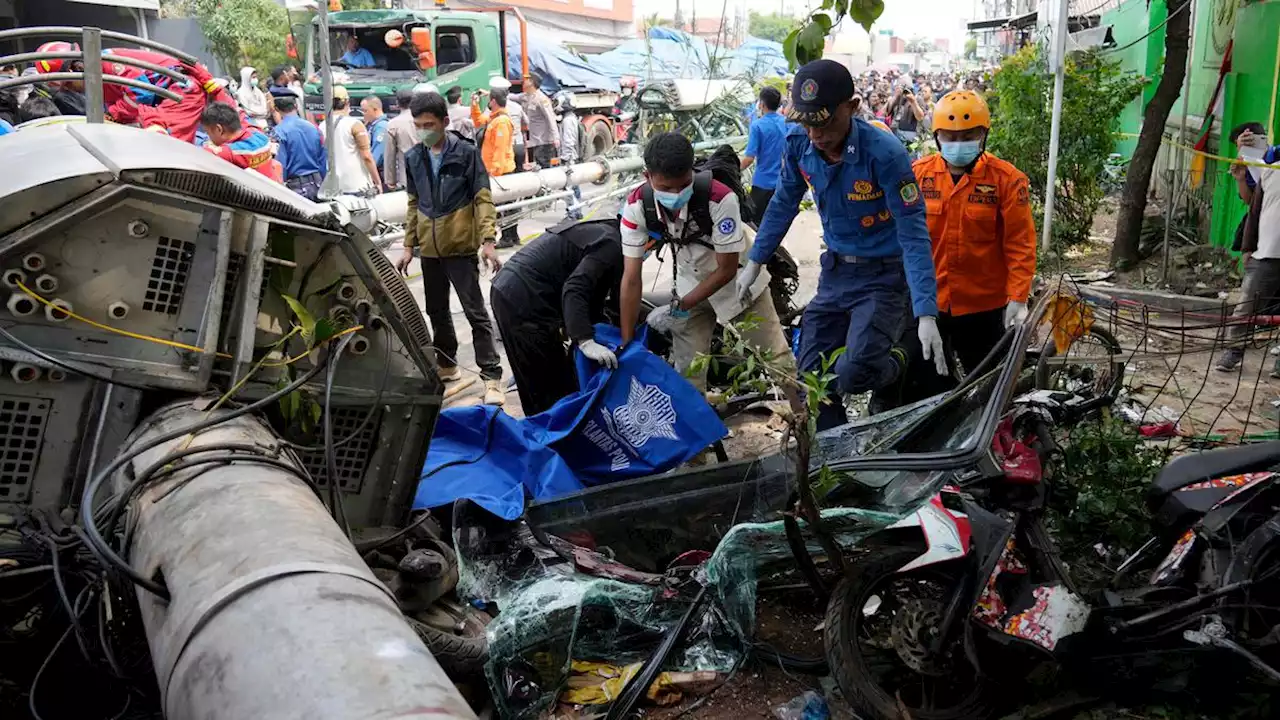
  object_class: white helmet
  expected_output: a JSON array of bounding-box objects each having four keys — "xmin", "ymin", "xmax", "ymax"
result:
[
  {"xmin": 488, "ymin": 75, "xmax": 512, "ymax": 91},
  {"xmin": 413, "ymin": 82, "xmax": 439, "ymax": 94}
]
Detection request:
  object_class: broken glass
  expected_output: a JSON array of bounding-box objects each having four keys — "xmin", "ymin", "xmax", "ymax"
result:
[{"xmin": 455, "ymin": 370, "xmax": 1007, "ymax": 718}]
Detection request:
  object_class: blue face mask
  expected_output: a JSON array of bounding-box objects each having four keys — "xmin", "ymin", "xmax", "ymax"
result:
[
  {"xmin": 655, "ymin": 184, "xmax": 694, "ymax": 211},
  {"xmin": 940, "ymin": 140, "xmax": 982, "ymax": 167}
]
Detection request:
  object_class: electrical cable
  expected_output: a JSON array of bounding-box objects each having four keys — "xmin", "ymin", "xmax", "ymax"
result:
[
  {"xmin": 44, "ymin": 536, "xmax": 92, "ymax": 662},
  {"xmin": 354, "ymin": 511, "xmax": 435, "ymax": 554},
  {"xmin": 101, "ymin": 444, "xmax": 325, "ymax": 546},
  {"xmin": 325, "ymin": 333, "xmax": 356, "ymax": 537},
  {"xmin": 1102, "ymin": 0, "xmax": 1191, "ymax": 56},
  {"xmin": 281, "ymin": 324, "xmax": 392, "ymax": 453},
  {"xmin": 0, "ymin": 564, "xmax": 53, "ymax": 578},
  {"xmin": 79, "ymin": 358, "xmax": 328, "ymax": 601},
  {"xmin": 0, "ymin": 323, "xmax": 152, "ymax": 391},
  {"xmin": 28, "ymin": 584, "xmax": 94, "ymax": 720},
  {"xmin": 15, "ymin": 280, "xmax": 234, "ymax": 358}
]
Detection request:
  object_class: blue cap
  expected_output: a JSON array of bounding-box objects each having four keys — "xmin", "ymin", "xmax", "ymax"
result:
[{"xmin": 786, "ymin": 59, "xmax": 854, "ymax": 127}]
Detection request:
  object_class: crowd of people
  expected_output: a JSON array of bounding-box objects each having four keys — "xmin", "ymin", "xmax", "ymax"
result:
[
  {"xmin": 798, "ymin": 68, "xmax": 993, "ymax": 157},
  {"xmin": 1, "ymin": 42, "xmax": 1038, "ymax": 429}
]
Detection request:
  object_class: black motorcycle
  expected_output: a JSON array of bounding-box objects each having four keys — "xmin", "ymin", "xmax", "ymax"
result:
[{"xmin": 821, "ymin": 395, "xmax": 1280, "ymax": 719}]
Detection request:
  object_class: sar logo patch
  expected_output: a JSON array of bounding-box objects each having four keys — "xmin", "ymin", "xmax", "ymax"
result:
[
  {"xmin": 899, "ymin": 180, "xmax": 920, "ymax": 205},
  {"xmin": 920, "ymin": 176, "xmax": 935, "ymax": 190},
  {"xmin": 800, "ymin": 78, "xmax": 819, "ymax": 102},
  {"xmin": 717, "ymin": 217, "xmax": 736, "ymax": 235},
  {"xmin": 861, "ymin": 216, "xmax": 875, "ymax": 228},
  {"xmin": 1016, "ymin": 184, "xmax": 1030, "ymax": 206}
]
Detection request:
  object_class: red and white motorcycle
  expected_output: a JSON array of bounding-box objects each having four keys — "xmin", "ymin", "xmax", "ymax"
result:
[{"xmin": 822, "ymin": 396, "xmax": 1280, "ymax": 720}]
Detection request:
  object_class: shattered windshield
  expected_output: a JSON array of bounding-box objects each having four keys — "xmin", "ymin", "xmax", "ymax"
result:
[{"xmin": 458, "ymin": 353, "xmax": 1014, "ymax": 718}]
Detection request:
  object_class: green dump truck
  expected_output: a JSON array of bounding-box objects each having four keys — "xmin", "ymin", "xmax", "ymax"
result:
[{"xmin": 303, "ymin": 7, "xmax": 620, "ymax": 157}]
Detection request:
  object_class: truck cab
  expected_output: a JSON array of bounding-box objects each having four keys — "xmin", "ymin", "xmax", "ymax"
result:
[{"xmin": 303, "ymin": 9, "xmax": 503, "ymax": 119}]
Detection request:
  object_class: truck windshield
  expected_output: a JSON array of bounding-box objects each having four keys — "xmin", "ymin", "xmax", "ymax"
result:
[{"xmin": 314, "ymin": 24, "xmax": 421, "ymax": 73}]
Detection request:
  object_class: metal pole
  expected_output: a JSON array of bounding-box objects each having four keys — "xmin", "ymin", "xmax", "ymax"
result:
[
  {"xmin": 82, "ymin": 27, "xmax": 104, "ymax": 124},
  {"xmin": 1162, "ymin": 0, "xmax": 1197, "ymax": 283},
  {"xmin": 318, "ymin": 3, "xmax": 338, "ymax": 200},
  {"xmin": 1040, "ymin": 0, "xmax": 1068, "ymax": 252}
]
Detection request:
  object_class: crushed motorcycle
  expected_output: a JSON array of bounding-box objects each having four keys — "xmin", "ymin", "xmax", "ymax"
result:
[{"xmin": 813, "ymin": 344, "xmax": 1280, "ymax": 719}]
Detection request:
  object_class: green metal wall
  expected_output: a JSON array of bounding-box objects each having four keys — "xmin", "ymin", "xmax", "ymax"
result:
[
  {"xmin": 1104, "ymin": 0, "xmax": 1167, "ymax": 157},
  {"xmin": 1209, "ymin": 1, "xmax": 1280, "ymax": 248}
]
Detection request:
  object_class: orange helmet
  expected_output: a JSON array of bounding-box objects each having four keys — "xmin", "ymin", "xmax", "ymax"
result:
[
  {"xmin": 932, "ymin": 90, "xmax": 990, "ymax": 132},
  {"xmin": 868, "ymin": 119, "xmax": 893, "ymax": 134},
  {"xmin": 35, "ymin": 41, "xmax": 80, "ymax": 74}
]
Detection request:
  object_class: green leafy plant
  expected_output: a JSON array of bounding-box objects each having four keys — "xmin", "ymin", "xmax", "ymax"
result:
[
  {"xmin": 1047, "ymin": 417, "xmax": 1171, "ymax": 584},
  {"xmin": 162, "ymin": 0, "xmax": 292, "ymax": 75},
  {"xmin": 748, "ymin": 11, "xmax": 797, "ymax": 44},
  {"xmin": 691, "ymin": 318, "xmax": 850, "ymax": 573},
  {"xmin": 785, "ymin": 0, "xmax": 886, "ymax": 69},
  {"xmin": 987, "ymin": 46, "xmax": 1147, "ymax": 250}
]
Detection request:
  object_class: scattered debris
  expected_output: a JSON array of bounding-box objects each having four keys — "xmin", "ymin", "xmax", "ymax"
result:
[{"xmin": 773, "ymin": 690, "xmax": 830, "ymax": 720}]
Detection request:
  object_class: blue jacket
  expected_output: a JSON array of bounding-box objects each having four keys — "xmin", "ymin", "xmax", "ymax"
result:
[
  {"xmin": 368, "ymin": 115, "xmax": 390, "ymax": 169},
  {"xmin": 751, "ymin": 117, "xmax": 938, "ymax": 318},
  {"xmin": 273, "ymin": 114, "xmax": 327, "ymax": 180}
]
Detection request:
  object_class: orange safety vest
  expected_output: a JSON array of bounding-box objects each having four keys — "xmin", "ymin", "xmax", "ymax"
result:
[{"xmin": 913, "ymin": 152, "xmax": 1037, "ymax": 317}]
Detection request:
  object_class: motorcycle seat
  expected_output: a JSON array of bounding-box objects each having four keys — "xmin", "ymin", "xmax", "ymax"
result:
[{"xmin": 1148, "ymin": 441, "xmax": 1280, "ymax": 500}]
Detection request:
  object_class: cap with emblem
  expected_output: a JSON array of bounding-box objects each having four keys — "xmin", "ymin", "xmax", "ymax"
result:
[{"xmin": 786, "ymin": 59, "xmax": 855, "ymax": 127}]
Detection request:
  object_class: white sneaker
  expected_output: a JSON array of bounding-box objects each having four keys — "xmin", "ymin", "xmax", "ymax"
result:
[
  {"xmin": 438, "ymin": 365, "xmax": 461, "ymax": 381},
  {"xmin": 483, "ymin": 379, "xmax": 505, "ymax": 407}
]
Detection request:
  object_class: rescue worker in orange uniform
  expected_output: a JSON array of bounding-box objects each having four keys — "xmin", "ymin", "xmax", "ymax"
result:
[{"xmin": 912, "ymin": 90, "xmax": 1036, "ymax": 375}]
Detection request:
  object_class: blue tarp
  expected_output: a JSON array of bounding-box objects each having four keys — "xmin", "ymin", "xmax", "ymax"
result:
[
  {"xmin": 587, "ymin": 28, "xmax": 713, "ymax": 81},
  {"xmin": 583, "ymin": 30, "xmax": 787, "ymax": 82},
  {"xmin": 413, "ymin": 325, "xmax": 728, "ymax": 520},
  {"xmin": 725, "ymin": 36, "xmax": 789, "ymax": 78},
  {"xmin": 504, "ymin": 32, "xmax": 620, "ymax": 93}
]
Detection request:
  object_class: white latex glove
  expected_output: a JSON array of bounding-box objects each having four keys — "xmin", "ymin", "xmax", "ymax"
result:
[
  {"xmin": 646, "ymin": 304, "xmax": 675, "ymax": 333},
  {"xmin": 918, "ymin": 316, "xmax": 948, "ymax": 376},
  {"xmin": 578, "ymin": 339, "xmax": 618, "ymax": 369},
  {"xmin": 1003, "ymin": 301, "xmax": 1028, "ymax": 329},
  {"xmin": 735, "ymin": 261, "xmax": 762, "ymax": 305}
]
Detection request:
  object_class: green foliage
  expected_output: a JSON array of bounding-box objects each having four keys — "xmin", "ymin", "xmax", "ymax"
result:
[
  {"xmin": 748, "ymin": 12, "xmax": 796, "ymax": 44},
  {"xmin": 964, "ymin": 36, "xmax": 978, "ymax": 60},
  {"xmin": 162, "ymin": 0, "xmax": 291, "ymax": 75},
  {"xmin": 1047, "ymin": 417, "xmax": 1170, "ymax": 580},
  {"xmin": 987, "ymin": 45, "xmax": 1147, "ymax": 249},
  {"xmin": 785, "ymin": 0, "xmax": 885, "ymax": 69}
]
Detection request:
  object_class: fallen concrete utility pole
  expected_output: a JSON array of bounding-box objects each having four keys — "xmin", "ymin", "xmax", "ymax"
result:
[
  {"xmin": 116, "ymin": 402, "xmax": 475, "ymax": 720},
  {"xmin": 339, "ymin": 136, "xmax": 745, "ymax": 230}
]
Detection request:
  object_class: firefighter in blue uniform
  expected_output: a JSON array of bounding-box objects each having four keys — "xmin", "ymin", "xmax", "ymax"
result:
[{"xmin": 736, "ymin": 59, "xmax": 947, "ymax": 431}]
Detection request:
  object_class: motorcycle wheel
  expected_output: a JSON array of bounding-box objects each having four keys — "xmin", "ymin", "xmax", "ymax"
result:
[
  {"xmin": 1034, "ymin": 326, "xmax": 1124, "ymax": 401},
  {"xmin": 824, "ymin": 547, "xmax": 996, "ymax": 720},
  {"xmin": 409, "ymin": 598, "xmax": 491, "ymax": 679}
]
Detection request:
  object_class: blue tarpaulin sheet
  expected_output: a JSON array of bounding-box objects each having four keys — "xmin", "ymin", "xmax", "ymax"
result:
[
  {"xmin": 413, "ymin": 325, "xmax": 728, "ymax": 520},
  {"xmin": 583, "ymin": 31, "xmax": 788, "ymax": 82},
  {"xmin": 504, "ymin": 32, "xmax": 620, "ymax": 92}
]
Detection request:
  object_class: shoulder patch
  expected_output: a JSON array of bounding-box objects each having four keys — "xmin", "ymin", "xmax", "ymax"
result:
[
  {"xmin": 717, "ymin": 217, "xmax": 737, "ymax": 235},
  {"xmin": 899, "ymin": 180, "xmax": 920, "ymax": 206},
  {"xmin": 1016, "ymin": 184, "xmax": 1030, "ymax": 206}
]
